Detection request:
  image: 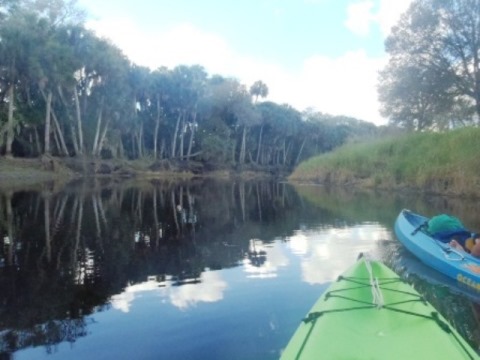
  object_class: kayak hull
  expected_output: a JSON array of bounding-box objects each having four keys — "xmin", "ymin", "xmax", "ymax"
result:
[
  {"xmin": 394, "ymin": 209, "xmax": 480, "ymax": 290},
  {"xmin": 280, "ymin": 256, "xmax": 478, "ymax": 359}
]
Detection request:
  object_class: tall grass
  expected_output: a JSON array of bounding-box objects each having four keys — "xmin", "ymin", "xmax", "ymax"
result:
[{"xmin": 289, "ymin": 127, "xmax": 480, "ymax": 197}]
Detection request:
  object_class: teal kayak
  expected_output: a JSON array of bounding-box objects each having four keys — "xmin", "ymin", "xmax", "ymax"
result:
[{"xmin": 280, "ymin": 255, "xmax": 479, "ymax": 359}]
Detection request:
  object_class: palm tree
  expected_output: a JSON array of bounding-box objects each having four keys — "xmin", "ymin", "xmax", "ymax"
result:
[{"xmin": 249, "ymin": 80, "xmax": 269, "ymax": 104}]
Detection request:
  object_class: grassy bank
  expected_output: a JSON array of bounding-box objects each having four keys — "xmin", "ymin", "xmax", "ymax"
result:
[
  {"xmin": 289, "ymin": 127, "xmax": 480, "ymax": 197},
  {"xmin": 0, "ymin": 156, "xmax": 75, "ymax": 191}
]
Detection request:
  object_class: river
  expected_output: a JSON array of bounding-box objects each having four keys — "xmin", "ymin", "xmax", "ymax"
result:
[{"xmin": 0, "ymin": 178, "xmax": 479, "ymax": 359}]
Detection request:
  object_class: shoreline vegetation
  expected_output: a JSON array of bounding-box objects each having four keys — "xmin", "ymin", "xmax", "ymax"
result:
[
  {"xmin": 289, "ymin": 127, "xmax": 480, "ymax": 199},
  {"xmin": 2, "ymin": 127, "xmax": 479, "ymax": 199},
  {"xmin": 0, "ymin": 155, "xmax": 280, "ymax": 191}
]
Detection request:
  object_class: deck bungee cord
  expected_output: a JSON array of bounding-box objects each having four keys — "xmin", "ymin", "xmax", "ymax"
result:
[
  {"xmin": 299, "ymin": 271, "xmax": 477, "ymax": 360},
  {"xmin": 281, "ymin": 252, "xmax": 479, "ymax": 360}
]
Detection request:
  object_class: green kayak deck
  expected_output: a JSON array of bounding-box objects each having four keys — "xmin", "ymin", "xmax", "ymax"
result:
[{"xmin": 280, "ymin": 256, "xmax": 479, "ymax": 359}]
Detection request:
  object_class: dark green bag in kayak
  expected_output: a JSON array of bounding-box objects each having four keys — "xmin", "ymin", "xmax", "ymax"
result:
[{"xmin": 427, "ymin": 214, "xmax": 469, "ymax": 239}]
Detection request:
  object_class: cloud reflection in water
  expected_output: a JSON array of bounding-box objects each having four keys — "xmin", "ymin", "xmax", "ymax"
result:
[
  {"xmin": 110, "ymin": 270, "xmax": 227, "ymax": 312},
  {"xmin": 243, "ymin": 239, "xmax": 290, "ymax": 279},
  {"xmin": 242, "ymin": 223, "xmax": 390, "ymax": 285},
  {"xmin": 110, "ymin": 223, "xmax": 389, "ymax": 313},
  {"xmin": 296, "ymin": 224, "xmax": 390, "ymax": 284}
]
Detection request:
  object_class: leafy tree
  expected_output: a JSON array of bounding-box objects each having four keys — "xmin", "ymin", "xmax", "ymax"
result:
[
  {"xmin": 0, "ymin": 2, "xmax": 36, "ymax": 155},
  {"xmin": 200, "ymin": 76, "xmax": 248, "ymax": 164},
  {"xmin": 379, "ymin": 0, "xmax": 480, "ymax": 130},
  {"xmin": 125, "ymin": 64, "xmax": 150, "ymax": 158},
  {"xmin": 82, "ymin": 38, "xmax": 130, "ymax": 157},
  {"xmin": 168, "ymin": 65, "xmax": 207, "ymax": 159},
  {"xmin": 256, "ymin": 102, "xmax": 302, "ymax": 166}
]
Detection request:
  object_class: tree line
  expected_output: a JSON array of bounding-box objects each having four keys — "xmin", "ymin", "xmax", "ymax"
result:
[
  {"xmin": 379, "ymin": 0, "xmax": 480, "ymax": 131},
  {"xmin": 0, "ymin": 0, "xmax": 378, "ymax": 171}
]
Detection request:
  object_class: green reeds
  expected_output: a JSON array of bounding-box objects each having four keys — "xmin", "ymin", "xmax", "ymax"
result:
[{"xmin": 289, "ymin": 127, "xmax": 480, "ymax": 197}]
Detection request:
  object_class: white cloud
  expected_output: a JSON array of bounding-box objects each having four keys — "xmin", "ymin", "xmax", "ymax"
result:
[
  {"xmin": 376, "ymin": 0, "xmax": 413, "ymax": 37},
  {"xmin": 345, "ymin": 0, "xmax": 413, "ymax": 38},
  {"xmin": 293, "ymin": 50, "xmax": 387, "ymax": 123},
  {"xmin": 84, "ymin": 3, "xmax": 413, "ymax": 126},
  {"xmin": 86, "ymin": 18, "xmax": 233, "ymax": 71},
  {"xmin": 345, "ymin": 1, "xmax": 375, "ymax": 37}
]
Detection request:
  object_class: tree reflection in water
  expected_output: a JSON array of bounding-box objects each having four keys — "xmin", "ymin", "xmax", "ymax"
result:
[{"xmin": 0, "ymin": 179, "xmax": 302, "ymax": 355}]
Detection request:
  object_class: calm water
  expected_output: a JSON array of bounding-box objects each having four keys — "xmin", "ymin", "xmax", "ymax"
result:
[{"xmin": 1, "ymin": 179, "xmax": 480, "ymax": 359}]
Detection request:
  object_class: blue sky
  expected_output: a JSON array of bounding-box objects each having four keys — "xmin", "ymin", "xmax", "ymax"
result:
[{"xmin": 77, "ymin": 0, "xmax": 413, "ymax": 125}]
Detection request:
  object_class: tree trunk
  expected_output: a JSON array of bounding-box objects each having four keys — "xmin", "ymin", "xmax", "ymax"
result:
[
  {"xmin": 132, "ymin": 95, "xmax": 143, "ymax": 159},
  {"xmin": 41, "ymin": 88, "xmax": 68, "ymax": 156},
  {"xmin": 71, "ymin": 125, "xmax": 79, "ymax": 154},
  {"xmin": 295, "ymin": 138, "xmax": 307, "ymax": 165},
  {"xmin": 5, "ymin": 84, "xmax": 15, "ymax": 156},
  {"xmin": 57, "ymin": 85, "xmax": 79, "ymax": 155},
  {"xmin": 131, "ymin": 133, "xmax": 136, "ymax": 158},
  {"xmin": 50, "ymin": 106, "xmax": 69, "ymax": 156},
  {"xmin": 154, "ymin": 95, "xmax": 161, "ymax": 159},
  {"xmin": 34, "ymin": 127, "xmax": 42, "ymax": 155},
  {"xmin": 137, "ymin": 121, "xmax": 144, "ymax": 159},
  {"xmin": 96, "ymin": 118, "xmax": 111, "ymax": 157},
  {"xmin": 44, "ymin": 90, "xmax": 53, "ymax": 155},
  {"xmin": 171, "ymin": 111, "xmax": 182, "ymax": 158},
  {"xmin": 255, "ymin": 124, "xmax": 264, "ymax": 164},
  {"xmin": 74, "ymin": 87, "xmax": 84, "ymax": 154},
  {"xmin": 179, "ymin": 113, "xmax": 185, "ymax": 159},
  {"xmin": 187, "ymin": 111, "xmax": 197, "ymax": 160},
  {"xmin": 231, "ymin": 138, "xmax": 237, "ymax": 164},
  {"xmin": 55, "ymin": 86, "xmax": 75, "ymax": 156},
  {"xmin": 92, "ymin": 98, "xmax": 104, "ymax": 156},
  {"xmin": 239, "ymin": 126, "xmax": 247, "ymax": 164},
  {"xmin": 52, "ymin": 121, "xmax": 61, "ymax": 155},
  {"xmin": 284, "ymin": 140, "xmax": 292, "ymax": 165},
  {"xmin": 160, "ymin": 139, "xmax": 165, "ymax": 159}
]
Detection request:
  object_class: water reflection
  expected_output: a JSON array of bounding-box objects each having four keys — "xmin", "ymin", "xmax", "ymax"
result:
[
  {"xmin": 244, "ymin": 239, "xmax": 289, "ymax": 279},
  {"xmin": 0, "ymin": 179, "xmax": 308, "ymax": 357},
  {"xmin": 0, "ymin": 180, "xmax": 479, "ymax": 359},
  {"xmin": 110, "ymin": 270, "xmax": 228, "ymax": 312},
  {"xmin": 294, "ymin": 225, "xmax": 390, "ymax": 284}
]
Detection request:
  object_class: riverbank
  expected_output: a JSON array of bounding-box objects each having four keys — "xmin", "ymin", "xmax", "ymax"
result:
[
  {"xmin": 0, "ymin": 156, "xmax": 73, "ymax": 191},
  {"xmin": 5, "ymin": 127, "xmax": 478, "ymax": 198},
  {"xmin": 0, "ymin": 156, "xmax": 280, "ymax": 191},
  {"xmin": 289, "ymin": 127, "xmax": 480, "ymax": 198}
]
